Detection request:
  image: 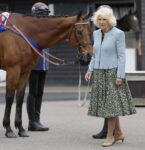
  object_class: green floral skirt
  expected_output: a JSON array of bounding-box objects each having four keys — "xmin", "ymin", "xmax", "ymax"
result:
[{"xmin": 88, "ymin": 68, "xmax": 136, "ymax": 118}]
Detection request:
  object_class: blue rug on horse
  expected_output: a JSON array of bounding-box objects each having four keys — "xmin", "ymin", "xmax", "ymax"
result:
[
  {"xmin": 0, "ymin": 25, "xmax": 7, "ymax": 69},
  {"xmin": 0, "ymin": 25, "xmax": 6, "ymax": 32}
]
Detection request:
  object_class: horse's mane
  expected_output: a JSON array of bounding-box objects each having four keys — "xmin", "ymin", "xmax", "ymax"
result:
[
  {"xmin": 21, "ymin": 13, "xmax": 72, "ymax": 18},
  {"xmin": 0, "ymin": 10, "xmax": 73, "ymax": 19}
]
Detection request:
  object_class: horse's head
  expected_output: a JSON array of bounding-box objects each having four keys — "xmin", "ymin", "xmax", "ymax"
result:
[
  {"xmin": 117, "ymin": 11, "xmax": 141, "ymax": 55},
  {"xmin": 67, "ymin": 10, "xmax": 93, "ymax": 65},
  {"xmin": 117, "ymin": 10, "xmax": 140, "ymax": 32},
  {"xmin": 127, "ymin": 11, "xmax": 140, "ymax": 32}
]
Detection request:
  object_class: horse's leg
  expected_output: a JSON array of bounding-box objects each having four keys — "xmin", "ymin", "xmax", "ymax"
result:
[
  {"xmin": 3, "ymin": 66, "xmax": 20, "ymax": 138},
  {"xmin": 15, "ymin": 71, "xmax": 30, "ymax": 137}
]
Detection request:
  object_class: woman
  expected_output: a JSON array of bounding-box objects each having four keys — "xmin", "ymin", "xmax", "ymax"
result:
[{"xmin": 85, "ymin": 5, "xmax": 136, "ymax": 147}]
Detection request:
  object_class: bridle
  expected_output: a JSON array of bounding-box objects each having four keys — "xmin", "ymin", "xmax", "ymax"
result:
[
  {"xmin": 67, "ymin": 22, "xmax": 92, "ymax": 105},
  {"xmin": 68, "ymin": 22, "xmax": 92, "ymax": 62}
]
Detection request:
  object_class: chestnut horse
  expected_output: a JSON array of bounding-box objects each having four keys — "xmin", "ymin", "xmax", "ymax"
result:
[{"xmin": 0, "ymin": 11, "xmax": 92, "ymax": 138}]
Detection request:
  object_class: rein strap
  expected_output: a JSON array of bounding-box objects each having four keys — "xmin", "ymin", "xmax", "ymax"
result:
[
  {"xmin": 11, "ymin": 25, "xmax": 60, "ymax": 66},
  {"xmin": 1, "ymin": 13, "xmax": 65, "ymax": 66}
]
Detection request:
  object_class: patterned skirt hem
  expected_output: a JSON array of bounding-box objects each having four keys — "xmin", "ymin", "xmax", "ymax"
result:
[{"xmin": 88, "ymin": 111, "xmax": 136, "ymax": 118}]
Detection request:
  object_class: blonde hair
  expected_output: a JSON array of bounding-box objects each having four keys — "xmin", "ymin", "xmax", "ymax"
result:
[{"xmin": 91, "ymin": 5, "xmax": 117, "ymax": 28}]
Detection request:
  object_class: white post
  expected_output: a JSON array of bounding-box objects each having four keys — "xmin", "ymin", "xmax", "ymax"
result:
[
  {"xmin": 48, "ymin": 4, "xmax": 54, "ymax": 15},
  {"xmin": 125, "ymin": 48, "xmax": 136, "ymax": 72},
  {"xmin": 0, "ymin": 69, "xmax": 6, "ymax": 87}
]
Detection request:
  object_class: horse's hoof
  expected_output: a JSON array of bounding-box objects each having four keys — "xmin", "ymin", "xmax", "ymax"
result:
[
  {"xmin": 18, "ymin": 130, "xmax": 29, "ymax": 137},
  {"xmin": 5, "ymin": 131, "xmax": 17, "ymax": 138}
]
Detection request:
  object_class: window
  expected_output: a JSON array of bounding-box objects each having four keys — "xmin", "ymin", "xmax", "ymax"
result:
[{"xmin": 0, "ymin": 3, "xmax": 8, "ymax": 11}]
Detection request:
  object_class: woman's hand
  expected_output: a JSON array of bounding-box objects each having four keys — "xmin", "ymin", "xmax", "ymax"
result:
[
  {"xmin": 85, "ymin": 71, "xmax": 92, "ymax": 82},
  {"xmin": 115, "ymin": 77, "xmax": 122, "ymax": 87}
]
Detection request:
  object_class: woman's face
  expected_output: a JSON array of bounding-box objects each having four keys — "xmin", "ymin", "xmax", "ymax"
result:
[{"xmin": 97, "ymin": 15, "xmax": 110, "ymax": 32}]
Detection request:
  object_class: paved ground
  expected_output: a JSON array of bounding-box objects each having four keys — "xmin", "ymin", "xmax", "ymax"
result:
[
  {"xmin": 0, "ymin": 86, "xmax": 89, "ymax": 103},
  {"xmin": 0, "ymin": 86, "xmax": 145, "ymax": 150}
]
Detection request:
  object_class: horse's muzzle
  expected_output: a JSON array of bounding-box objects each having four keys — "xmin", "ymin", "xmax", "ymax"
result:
[{"xmin": 78, "ymin": 53, "xmax": 91, "ymax": 66}]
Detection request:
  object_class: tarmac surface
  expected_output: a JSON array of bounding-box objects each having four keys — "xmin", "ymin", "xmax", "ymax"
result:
[{"xmin": 0, "ymin": 86, "xmax": 145, "ymax": 150}]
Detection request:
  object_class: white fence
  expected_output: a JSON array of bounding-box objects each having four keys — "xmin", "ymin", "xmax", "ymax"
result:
[
  {"xmin": 0, "ymin": 70, "xmax": 6, "ymax": 87},
  {"xmin": 125, "ymin": 48, "xmax": 136, "ymax": 72}
]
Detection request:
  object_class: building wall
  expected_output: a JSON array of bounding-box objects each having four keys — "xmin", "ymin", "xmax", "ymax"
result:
[{"xmin": 46, "ymin": 41, "xmax": 88, "ymax": 86}]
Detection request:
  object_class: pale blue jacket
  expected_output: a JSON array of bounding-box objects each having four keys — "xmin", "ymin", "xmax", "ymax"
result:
[{"xmin": 88, "ymin": 27, "xmax": 126, "ymax": 78}]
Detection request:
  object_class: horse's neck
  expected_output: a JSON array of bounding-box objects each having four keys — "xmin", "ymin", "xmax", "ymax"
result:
[
  {"xmin": 12, "ymin": 15, "xmax": 75, "ymax": 48},
  {"xmin": 117, "ymin": 17, "xmax": 130, "ymax": 31},
  {"xmin": 39, "ymin": 17, "xmax": 74, "ymax": 47}
]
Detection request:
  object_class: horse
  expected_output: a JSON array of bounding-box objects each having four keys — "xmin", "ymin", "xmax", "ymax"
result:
[
  {"xmin": 0, "ymin": 11, "xmax": 93, "ymax": 138},
  {"xmin": 117, "ymin": 11, "xmax": 141, "ymax": 55}
]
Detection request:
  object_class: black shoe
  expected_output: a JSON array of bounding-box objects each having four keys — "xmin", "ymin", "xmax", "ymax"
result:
[
  {"xmin": 36, "ymin": 121, "xmax": 49, "ymax": 131},
  {"xmin": 28, "ymin": 121, "xmax": 49, "ymax": 131},
  {"xmin": 92, "ymin": 131, "xmax": 107, "ymax": 139}
]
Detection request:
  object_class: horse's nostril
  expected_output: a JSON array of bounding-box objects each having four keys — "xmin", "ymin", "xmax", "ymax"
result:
[{"xmin": 78, "ymin": 54, "xmax": 91, "ymax": 66}]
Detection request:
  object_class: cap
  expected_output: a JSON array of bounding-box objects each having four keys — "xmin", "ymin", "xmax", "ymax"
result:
[{"xmin": 31, "ymin": 2, "xmax": 50, "ymax": 16}]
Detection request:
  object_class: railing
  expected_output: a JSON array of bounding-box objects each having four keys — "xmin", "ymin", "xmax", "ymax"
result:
[{"xmin": 126, "ymin": 71, "xmax": 145, "ymax": 107}]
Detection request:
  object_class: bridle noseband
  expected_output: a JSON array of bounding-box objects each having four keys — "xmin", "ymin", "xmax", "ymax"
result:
[{"xmin": 68, "ymin": 22, "xmax": 92, "ymax": 60}]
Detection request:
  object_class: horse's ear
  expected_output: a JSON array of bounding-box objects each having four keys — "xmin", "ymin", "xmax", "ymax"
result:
[
  {"xmin": 129, "ymin": 9, "xmax": 133, "ymax": 14},
  {"xmin": 83, "ymin": 7, "xmax": 93, "ymax": 20},
  {"xmin": 76, "ymin": 11, "xmax": 83, "ymax": 21}
]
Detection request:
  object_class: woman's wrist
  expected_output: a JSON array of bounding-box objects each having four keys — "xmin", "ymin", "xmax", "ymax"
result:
[{"xmin": 116, "ymin": 77, "xmax": 122, "ymax": 80}]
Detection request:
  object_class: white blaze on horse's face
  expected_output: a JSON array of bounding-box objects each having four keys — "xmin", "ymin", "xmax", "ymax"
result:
[
  {"xmin": 98, "ymin": 15, "xmax": 110, "ymax": 32},
  {"xmin": 133, "ymin": 16, "xmax": 138, "ymax": 21},
  {"xmin": 69, "ymin": 21, "xmax": 92, "ymax": 65}
]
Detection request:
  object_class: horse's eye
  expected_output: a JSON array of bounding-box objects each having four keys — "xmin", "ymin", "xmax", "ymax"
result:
[
  {"xmin": 77, "ymin": 29, "xmax": 83, "ymax": 35},
  {"xmin": 77, "ymin": 31, "xmax": 83, "ymax": 37}
]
